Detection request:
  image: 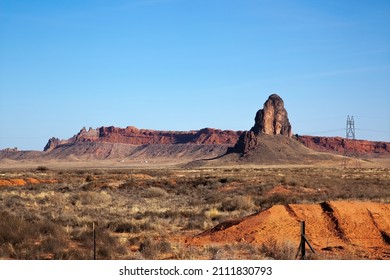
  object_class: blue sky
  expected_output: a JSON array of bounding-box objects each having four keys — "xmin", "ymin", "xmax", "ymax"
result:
[{"xmin": 0, "ymin": 0, "xmax": 389, "ymax": 150}]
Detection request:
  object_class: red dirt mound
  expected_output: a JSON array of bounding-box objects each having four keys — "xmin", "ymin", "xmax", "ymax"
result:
[
  {"xmin": 188, "ymin": 201, "xmax": 390, "ymax": 259},
  {"xmin": 0, "ymin": 178, "xmax": 57, "ymax": 187}
]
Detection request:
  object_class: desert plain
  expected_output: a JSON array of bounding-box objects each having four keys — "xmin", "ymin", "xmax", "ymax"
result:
[{"xmin": 0, "ymin": 157, "xmax": 389, "ymax": 260}]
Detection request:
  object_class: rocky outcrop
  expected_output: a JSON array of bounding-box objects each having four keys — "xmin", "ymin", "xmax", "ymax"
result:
[
  {"xmin": 1, "ymin": 147, "xmax": 18, "ymax": 152},
  {"xmin": 229, "ymin": 94, "xmax": 292, "ymax": 154},
  {"xmin": 231, "ymin": 131, "xmax": 258, "ymax": 154},
  {"xmin": 251, "ymin": 94, "xmax": 292, "ymax": 136},
  {"xmin": 44, "ymin": 137, "xmax": 61, "ymax": 152}
]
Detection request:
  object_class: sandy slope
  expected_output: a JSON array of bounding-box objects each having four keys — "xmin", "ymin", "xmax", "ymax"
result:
[{"xmin": 188, "ymin": 201, "xmax": 390, "ymax": 259}]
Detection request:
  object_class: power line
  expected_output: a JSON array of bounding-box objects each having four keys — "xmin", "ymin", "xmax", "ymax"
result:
[
  {"xmin": 356, "ymin": 128, "xmax": 390, "ymax": 134},
  {"xmin": 300, "ymin": 129, "xmax": 344, "ymax": 135}
]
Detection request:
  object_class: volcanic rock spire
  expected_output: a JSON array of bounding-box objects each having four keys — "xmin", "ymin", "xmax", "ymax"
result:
[
  {"xmin": 251, "ymin": 94, "xmax": 292, "ymax": 137},
  {"xmin": 229, "ymin": 94, "xmax": 292, "ymax": 154}
]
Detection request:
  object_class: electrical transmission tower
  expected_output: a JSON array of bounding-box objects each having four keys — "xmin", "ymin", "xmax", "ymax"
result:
[
  {"xmin": 346, "ymin": 115, "xmax": 355, "ymax": 139},
  {"xmin": 342, "ymin": 115, "xmax": 361, "ymax": 168}
]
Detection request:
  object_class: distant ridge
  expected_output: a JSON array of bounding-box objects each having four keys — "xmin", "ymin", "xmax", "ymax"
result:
[
  {"xmin": 296, "ymin": 135, "xmax": 390, "ymax": 157},
  {"xmin": 1, "ymin": 132, "xmax": 388, "ymax": 163},
  {"xmin": 1, "ymin": 94, "xmax": 389, "ymax": 163},
  {"xmin": 44, "ymin": 126, "xmax": 242, "ymax": 152}
]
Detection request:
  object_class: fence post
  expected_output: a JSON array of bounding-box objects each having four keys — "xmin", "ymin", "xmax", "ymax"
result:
[
  {"xmin": 296, "ymin": 220, "xmax": 315, "ymax": 260},
  {"xmin": 300, "ymin": 221, "xmax": 306, "ymax": 259},
  {"xmin": 93, "ymin": 222, "xmax": 96, "ymax": 260}
]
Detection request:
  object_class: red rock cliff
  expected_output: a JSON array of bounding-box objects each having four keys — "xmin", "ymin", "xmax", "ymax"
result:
[
  {"xmin": 296, "ymin": 136, "xmax": 390, "ymax": 156},
  {"xmin": 44, "ymin": 126, "xmax": 243, "ymax": 151}
]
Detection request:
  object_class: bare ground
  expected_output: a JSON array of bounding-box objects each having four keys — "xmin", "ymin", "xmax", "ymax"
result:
[{"xmin": 0, "ymin": 161, "xmax": 389, "ymax": 259}]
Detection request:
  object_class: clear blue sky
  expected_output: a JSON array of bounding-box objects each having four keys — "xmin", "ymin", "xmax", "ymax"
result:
[{"xmin": 1, "ymin": 0, "xmax": 389, "ymax": 150}]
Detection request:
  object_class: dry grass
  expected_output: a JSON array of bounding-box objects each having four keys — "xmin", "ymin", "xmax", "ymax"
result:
[
  {"xmin": 0, "ymin": 166, "xmax": 389, "ymax": 259},
  {"xmin": 259, "ymin": 237, "xmax": 297, "ymax": 260}
]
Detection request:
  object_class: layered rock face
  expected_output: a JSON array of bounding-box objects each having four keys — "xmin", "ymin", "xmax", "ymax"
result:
[
  {"xmin": 297, "ymin": 136, "xmax": 390, "ymax": 155},
  {"xmin": 44, "ymin": 126, "xmax": 242, "ymax": 152},
  {"xmin": 230, "ymin": 94, "xmax": 292, "ymax": 154}
]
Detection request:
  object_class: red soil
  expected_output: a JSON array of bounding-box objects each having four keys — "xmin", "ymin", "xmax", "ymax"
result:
[
  {"xmin": 188, "ymin": 201, "xmax": 390, "ymax": 259},
  {"xmin": 0, "ymin": 178, "xmax": 57, "ymax": 187}
]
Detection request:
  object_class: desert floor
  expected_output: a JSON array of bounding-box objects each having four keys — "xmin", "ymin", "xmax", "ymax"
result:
[{"xmin": 0, "ymin": 159, "xmax": 389, "ymax": 260}]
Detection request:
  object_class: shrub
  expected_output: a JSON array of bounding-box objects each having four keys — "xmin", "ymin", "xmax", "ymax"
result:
[
  {"xmin": 140, "ymin": 238, "xmax": 172, "ymax": 259},
  {"xmin": 0, "ymin": 212, "xmax": 70, "ymax": 259},
  {"xmin": 144, "ymin": 187, "xmax": 168, "ymax": 198},
  {"xmin": 219, "ymin": 178, "xmax": 229, "ymax": 184},
  {"xmin": 205, "ymin": 208, "xmax": 222, "ymax": 221},
  {"xmin": 72, "ymin": 225, "xmax": 124, "ymax": 260},
  {"xmin": 219, "ymin": 197, "xmax": 254, "ymax": 212},
  {"xmin": 85, "ymin": 175, "xmax": 94, "ymax": 182},
  {"xmin": 36, "ymin": 166, "xmax": 49, "ymax": 172},
  {"xmin": 0, "ymin": 211, "xmax": 30, "ymax": 245},
  {"xmin": 107, "ymin": 221, "xmax": 146, "ymax": 233},
  {"xmin": 73, "ymin": 191, "xmax": 112, "ymax": 206},
  {"xmin": 260, "ymin": 237, "xmax": 296, "ymax": 260}
]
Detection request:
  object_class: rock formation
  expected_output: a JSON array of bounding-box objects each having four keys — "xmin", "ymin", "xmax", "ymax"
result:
[
  {"xmin": 230, "ymin": 94, "xmax": 292, "ymax": 154},
  {"xmin": 251, "ymin": 94, "xmax": 292, "ymax": 137},
  {"xmin": 43, "ymin": 126, "xmax": 243, "ymax": 152},
  {"xmin": 44, "ymin": 137, "xmax": 61, "ymax": 152}
]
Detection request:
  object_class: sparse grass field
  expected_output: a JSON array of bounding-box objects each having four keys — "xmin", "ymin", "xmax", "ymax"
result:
[{"xmin": 0, "ymin": 165, "xmax": 389, "ymax": 259}]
